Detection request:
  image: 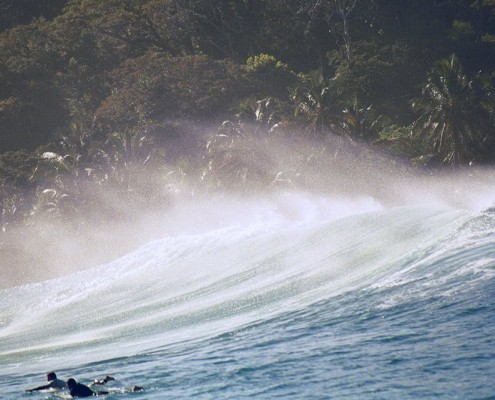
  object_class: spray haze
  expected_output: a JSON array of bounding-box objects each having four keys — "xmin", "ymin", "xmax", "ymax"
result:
[{"xmin": 2, "ymin": 125, "xmax": 495, "ymax": 289}]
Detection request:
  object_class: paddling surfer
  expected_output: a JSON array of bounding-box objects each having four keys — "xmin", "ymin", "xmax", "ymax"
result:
[
  {"xmin": 67, "ymin": 378, "xmax": 108, "ymax": 398},
  {"xmin": 67, "ymin": 377, "xmax": 142, "ymax": 397},
  {"xmin": 26, "ymin": 371, "xmax": 66, "ymax": 392}
]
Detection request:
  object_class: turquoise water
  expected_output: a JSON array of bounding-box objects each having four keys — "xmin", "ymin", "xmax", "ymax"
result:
[{"xmin": 1, "ymin": 194, "xmax": 495, "ymax": 399}]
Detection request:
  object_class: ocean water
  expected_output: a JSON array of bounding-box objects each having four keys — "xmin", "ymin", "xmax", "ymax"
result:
[{"xmin": 1, "ymin": 192, "xmax": 495, "ymax": 399}]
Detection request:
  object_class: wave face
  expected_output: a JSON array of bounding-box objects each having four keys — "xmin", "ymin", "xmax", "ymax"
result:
[{"xmin": 1, "ymin": 192, "xmax": 495, "ymax": 399}]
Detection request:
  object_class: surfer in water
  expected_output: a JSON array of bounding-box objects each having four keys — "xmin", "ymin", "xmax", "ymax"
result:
[
  {"xmin": 67, "ymin": 377, "xmax": 143, "ymax": 397},
  {"xmin": 25, "ymin": 371, "xmax": 66, "ymax": 392},
  {"xmin": 67, "ymin": 378, "xmax": 108, "ymax": 398}
]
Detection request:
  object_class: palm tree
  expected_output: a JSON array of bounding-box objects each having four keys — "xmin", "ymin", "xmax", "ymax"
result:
[
  {"xmin": 103, "ymin": 127, "xmax": 163, "ymax": 194},
  {"xmin": 293, "ymin": 69, "xmax": 348, "ymax": 135},
  {"xmin": 411, "ymin": 54, "xmax": 495, "ymax": 165},
  {"xmin": 293, "ymin": 69, "xmax": 377, "ymax": 138},
  {"xmin": 202, "ymin": 121, "xmax": 274, "ymax": 190}
]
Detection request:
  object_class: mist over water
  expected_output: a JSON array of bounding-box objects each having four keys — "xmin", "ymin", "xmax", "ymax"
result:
[
  {"xmin": 3, "ymin": 129, "xmax": 495, "ymax": 289},
  {"xmin": 1, "ymin": 129, "xmax": 495, "ymax": 399}
]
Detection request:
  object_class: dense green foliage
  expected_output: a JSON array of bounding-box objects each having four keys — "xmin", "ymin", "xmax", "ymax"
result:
[{"xmin": 1, "ymin": 0, "xmax": 495, "ymax": 230}]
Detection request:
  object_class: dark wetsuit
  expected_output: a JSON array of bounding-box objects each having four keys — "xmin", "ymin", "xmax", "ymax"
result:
[{"xmin": 68, "ymin": 381, "xmax": 96, "ymax": 398}]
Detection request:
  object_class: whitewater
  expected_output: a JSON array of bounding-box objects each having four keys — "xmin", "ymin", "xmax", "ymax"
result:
[{"xmin": 1, "ymin": 187, "xmax": 495, "ymax": 399}]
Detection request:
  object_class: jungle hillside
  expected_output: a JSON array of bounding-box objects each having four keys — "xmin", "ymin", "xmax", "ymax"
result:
[{"xmin": 2, "ymin": 0, "xmax": 495, "ymax": 286}]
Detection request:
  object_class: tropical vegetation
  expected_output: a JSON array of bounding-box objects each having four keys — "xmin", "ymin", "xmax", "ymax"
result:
[{"xmin": 1, "ymin": 0, "xmax": 495, "ymax": 273}]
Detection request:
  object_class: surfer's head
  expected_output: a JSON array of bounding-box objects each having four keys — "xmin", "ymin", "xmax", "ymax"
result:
[
  {"xmin": 47, "ymin": 372, "xmax": 57, "ymax": 381},
  {"xmin": 67, "ymin": 378, "xmax": 76, "ymax": 389}
]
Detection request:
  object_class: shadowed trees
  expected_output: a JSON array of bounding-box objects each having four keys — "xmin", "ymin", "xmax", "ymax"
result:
[
  {"xmin": 411, "ymin": 54, "xmax": 495, "ymax": 165},
  {"xmin": 1, "ymin": 0, "xmax": 495, "ymax": 232}
]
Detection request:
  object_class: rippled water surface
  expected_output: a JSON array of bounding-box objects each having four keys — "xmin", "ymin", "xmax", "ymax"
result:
[{"xmin": 1, "ymin": 197, "xmax": 494, "ymax": 399}]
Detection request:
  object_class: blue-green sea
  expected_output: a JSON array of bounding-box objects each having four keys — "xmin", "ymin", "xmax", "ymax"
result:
[{"xmin": 1, "ymin": 192, "xmax": 495, "ymax": 399}]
